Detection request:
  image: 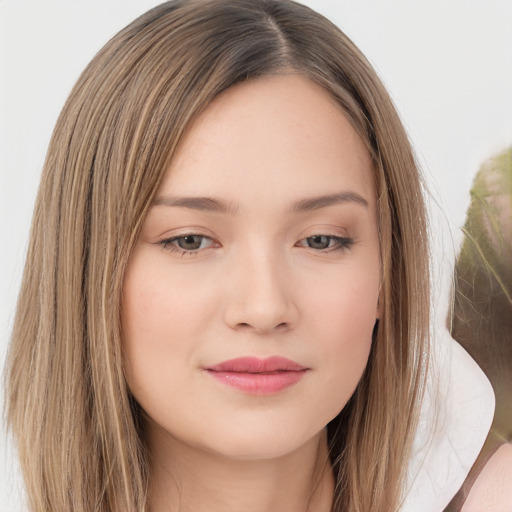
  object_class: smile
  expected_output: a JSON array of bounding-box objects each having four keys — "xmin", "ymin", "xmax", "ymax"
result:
[{"xmin": 203, "ymin": 356, "xmax": 309, "ymax": 395}]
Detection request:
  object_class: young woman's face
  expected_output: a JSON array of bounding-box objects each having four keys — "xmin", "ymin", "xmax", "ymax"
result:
[{"xmin": 122, "ymin": 74, "xmax": 381, "ymax": 460}]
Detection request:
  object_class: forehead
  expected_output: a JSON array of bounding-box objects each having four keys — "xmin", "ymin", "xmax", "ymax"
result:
[{"xmin": 158, "ymin": 73, "xmax": 375, "ymax": 208}]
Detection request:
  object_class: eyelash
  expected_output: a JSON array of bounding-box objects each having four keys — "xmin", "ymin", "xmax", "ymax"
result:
[
  {"xmin": 157, "ymin": 233, "xmax": 354, "ymax": 256},
  {"xmin": 158, "ymin": 234, "xmax": 216, "ymax": 256},
  {"xmin": 297, "ymin": 234, "xmax": 354, "ymax": 252}
]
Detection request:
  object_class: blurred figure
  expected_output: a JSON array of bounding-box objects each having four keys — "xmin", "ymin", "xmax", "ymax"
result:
[{"xmin": 445, "ymin": 146, "xmax": 512, "ymax": 511}]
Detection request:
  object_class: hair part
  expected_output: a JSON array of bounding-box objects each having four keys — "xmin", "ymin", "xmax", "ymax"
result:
[{"xmin": 5, "ymin": 1, "xmax": 430, "ymax": 511}]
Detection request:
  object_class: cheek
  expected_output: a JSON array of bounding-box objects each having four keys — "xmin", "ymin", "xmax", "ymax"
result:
[
  {"xmin": 121, "ymin": 250, "xmax": 216, "ymax": 397},
  {"xmin": 304, "ymin": 258, "xmax": 380, "ymax": 341},
  {"xmin": 301, "ymin": 262, "xmax": 379, "ymax": 408},
  {"xmin": 123, "ymin": 246, "xmax": 218, "ymax": 337}
]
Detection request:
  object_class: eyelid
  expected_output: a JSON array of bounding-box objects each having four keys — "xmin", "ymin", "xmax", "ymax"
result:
[
  {"xmin": 296, "ymin": 234, "xmax": 355, "ymax": 251},
  {"xmin": 157, "ymin": 232, "xmax": 220, "ymax": 256}
]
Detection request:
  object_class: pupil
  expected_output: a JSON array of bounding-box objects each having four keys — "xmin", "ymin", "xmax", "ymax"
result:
[{"xmin": 309, "ymin": 235, "xmax": 329, "ymax": 249}]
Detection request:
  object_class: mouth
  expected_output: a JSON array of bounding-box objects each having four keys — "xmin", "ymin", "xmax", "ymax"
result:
[{"xmin": 203, "ymin": 356, "xmax": 309, "ymax": 395}]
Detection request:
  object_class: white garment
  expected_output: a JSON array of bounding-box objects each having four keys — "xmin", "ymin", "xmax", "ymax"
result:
[{"xmin": 401, "ymin": 327, "xmax": 495, "ymax": 511}]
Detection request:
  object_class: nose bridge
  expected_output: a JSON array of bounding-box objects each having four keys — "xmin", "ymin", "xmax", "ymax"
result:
[{"xmin": 224, "ymin": 239, "xmax": 297, "ymax": 333}]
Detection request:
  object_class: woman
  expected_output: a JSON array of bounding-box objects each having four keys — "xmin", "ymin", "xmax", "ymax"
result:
[
  {"xmin": 4, "ymin": 1, "xmax": 430, "ymax": 511},
  {"xmin": 445, "ymin": 146, "xmax": 512, "ymax": 511}
]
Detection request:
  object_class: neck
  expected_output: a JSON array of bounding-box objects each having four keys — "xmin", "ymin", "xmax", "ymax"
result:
[{"xmin": 147, "ymin": 425, "xmax": 334, "ymax": 512}]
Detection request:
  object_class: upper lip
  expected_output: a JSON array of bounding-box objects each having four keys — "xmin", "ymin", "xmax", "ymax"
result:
[{"xmin": 205, "ymin": 356, "xmax": 308, "ymax": 373}]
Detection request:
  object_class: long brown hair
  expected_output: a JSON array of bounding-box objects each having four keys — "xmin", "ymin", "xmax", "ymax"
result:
[{"xmin": 5, "ymin": 1, "xmax": 430, "ymax": 511}]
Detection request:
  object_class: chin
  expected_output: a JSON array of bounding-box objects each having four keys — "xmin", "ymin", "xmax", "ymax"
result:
[{"xmin": 192, "ymin": 420, "xmax": 326, "ymax": 462}]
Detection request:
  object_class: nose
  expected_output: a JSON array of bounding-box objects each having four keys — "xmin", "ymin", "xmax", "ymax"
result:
[{"xmin": 223, "ymin": 245, "xmax": 299, "ymax": 334}]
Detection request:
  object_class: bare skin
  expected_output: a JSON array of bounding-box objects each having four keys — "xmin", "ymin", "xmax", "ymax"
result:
[
  {"xmin": 148, "ymin": 425, "xmax": 334, "ymax": 512},
  {"xmin": 462, "ymin": 443, "xmax": 512, "ymax": 512}
]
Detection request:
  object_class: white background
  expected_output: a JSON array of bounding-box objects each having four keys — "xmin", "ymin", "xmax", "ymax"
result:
[{"xmin": 1, "ymin": 1, "xmax": 511, "ymax": 510}]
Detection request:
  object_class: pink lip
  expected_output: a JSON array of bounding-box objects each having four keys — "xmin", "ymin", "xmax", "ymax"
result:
[{"xmin": 204, "ymin": 357, "xmax": 309, "ymax": 395}]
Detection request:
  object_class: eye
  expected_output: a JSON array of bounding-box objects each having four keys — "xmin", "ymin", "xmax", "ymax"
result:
[
  {"xmin": 297, "ymin": 235, "xmax": 354, "ymax": 251},
  {"xmin": 158, "ymin": 234, "xmax": 217, "ymax": 255}
]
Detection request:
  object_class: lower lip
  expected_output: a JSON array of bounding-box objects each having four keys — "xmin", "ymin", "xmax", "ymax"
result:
[{"xmin": 205, "ymin": 370, "xmax": 307, "ymax": 395}]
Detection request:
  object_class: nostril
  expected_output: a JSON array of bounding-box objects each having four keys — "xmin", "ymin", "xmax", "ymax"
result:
[{"xmin": 232, "ymin": 321, "xmax": 291, "ymax": 333}]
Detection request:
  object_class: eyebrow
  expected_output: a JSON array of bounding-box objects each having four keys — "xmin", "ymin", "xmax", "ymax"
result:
[
  {"xmin": 152, "ymin": 196, "xmax": 239, "ymax": 213},
  {"xmin": 291, "ymin": 192, "xmax": 368, "ymax": 212},
  {"xmin": 152, "ymin": 191, "xmax": 368, "ymax": 213}
]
